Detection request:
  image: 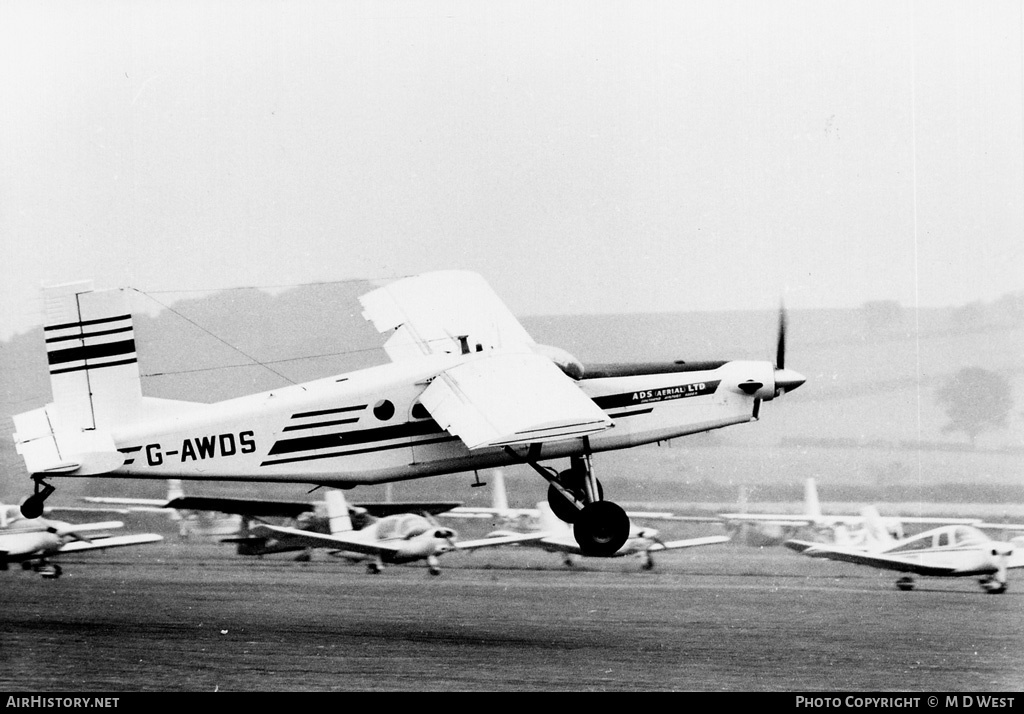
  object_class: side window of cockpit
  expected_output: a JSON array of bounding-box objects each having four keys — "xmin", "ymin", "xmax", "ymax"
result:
[
  {"xmin": 937, "ymin": 532, "xmax": 949, "ymax": 547},
  {"xmin": 411, "ymin": 402, "xmax": 430, "ymax": 420},
  {"xmin": 373, "ymin": 399, "xmax": 395, "ymax": 421}
]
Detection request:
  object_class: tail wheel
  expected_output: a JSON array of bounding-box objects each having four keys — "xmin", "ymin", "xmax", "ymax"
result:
[
  {"xmin": 573, "ymin": 501, "xmax": 629, "ymax": 557},
  {"xmin": 547, "ymin": 477, "xmax": 603, "ymax": 524}
]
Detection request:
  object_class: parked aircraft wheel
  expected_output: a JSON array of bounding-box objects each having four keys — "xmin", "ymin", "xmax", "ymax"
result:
[
  {"xmin": 367, "ymin": 562, "xmax": 382, "ymax": 574},
  {"xmin": 980, "ymin": 578, "xmax": 1007, "ymax": 594},
  {"xmin": 428, "ymin": 566, "xmax": 441, "ymax": 576},
  {"xmin": 896, "ymin": 577, "xmax": 915, "ymax": 591},
  {"xmin": 20, "ymin": 561, "xmax": 33, "ymax": 571},
  {"xmin": 39, "ymin": 564, "xmax": 61, "ymax": 579},
  {"xmin": 547, "ymin": 478, "xmax": 603, "ymax": 524},
  {"xmin": 573, "ymin": 501, "xmax": 629, "ymax": 557}
]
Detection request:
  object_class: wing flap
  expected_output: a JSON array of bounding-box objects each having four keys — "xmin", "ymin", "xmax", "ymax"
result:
[{"xmin": 420, "ymin": 351, "xmax": 612, "ymax": 449}]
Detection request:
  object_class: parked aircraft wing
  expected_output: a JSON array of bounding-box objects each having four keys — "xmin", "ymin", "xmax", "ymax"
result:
[
  {"xmin": 358, "ymin": 502, "xmax": 463, "ymax": 518},
  {"xmin": 55, "ymin": 533, "xmax": 163, "ymax": 554},
  {"xmin": 249, "ymin": 523, "xmax": 403, "ymax": 557},
  {"xmin": 645, "ymin": 535, "xmax": 731, "ymax": 552},
  {"xmin": 164, "ymin": 496, "xmax": 316, "ymax": 519},
  {"xmin": 420, "ymin": 350, "xmax": 612, "ymax": 449},
  {"xmin": 359, "ymin": 270, "xmax": 535, "ymax": 361},
  {"xmin": 452, "ymin": 532, "xmax": 551, "ymax": 550},
  {"xmin": 784, "ymin": 540, "xmax": 959, "ymax": 576}
]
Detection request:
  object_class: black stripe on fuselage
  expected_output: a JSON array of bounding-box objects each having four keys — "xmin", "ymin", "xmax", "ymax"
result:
[
  {"xmin": 47, "ymin": 339, "xmax": 136, "ymax": 365},
  {"xmin": 261, "ymin": 436, "xmax": 457, "ymax": 466},
  {"xmin": 580, "ymin": 361, "xmax": 727, "ymax": 379},
  {"xmin": 267, "ymin": 419, "xmax": 443, "ymax": 456},
  {"xmin": 291, "ymin": 405, "xmax": 367, "ymax": 419},
  {"xmin": 49, "ymin": 357, "xmax": 138, "ymax": 375},
  {"xmin": 45, "ymin": 314, "xmax": 133, "ymax": 332},
  {"xmin": 282, "ymin": 418, "xmax": 360, "ymax": 432}
]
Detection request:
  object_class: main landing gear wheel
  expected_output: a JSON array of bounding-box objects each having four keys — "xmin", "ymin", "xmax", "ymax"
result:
[
  {"xmin": 573, "ymin": 501, "xmax": 630, "ymax": 557},
  {"xmin": 896, "ymin": 576, "xmax": 915, "ymax": 591},
  {"xmin": 547, "ymin": 477, "xmax": 603, "ymax": 524},
  {"xmin": 980, "ymin": 577, "xmax": 1007, "ymax": 594}
]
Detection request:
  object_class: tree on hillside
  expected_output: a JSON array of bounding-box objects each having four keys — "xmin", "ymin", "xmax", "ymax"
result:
[{"xmin": 936, "ymin": 367, "xmax": 1013, "ymax": 446}]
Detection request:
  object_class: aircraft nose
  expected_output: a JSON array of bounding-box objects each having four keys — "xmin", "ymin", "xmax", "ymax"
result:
[{"xmin": 774, "ymin": 368, "xmax": 806, "ymax": 395}]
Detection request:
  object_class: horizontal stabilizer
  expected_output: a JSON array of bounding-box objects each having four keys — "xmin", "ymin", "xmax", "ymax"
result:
[{"xmin": 55, "ymin": 533, "xmax": 163, "ymax": 554}]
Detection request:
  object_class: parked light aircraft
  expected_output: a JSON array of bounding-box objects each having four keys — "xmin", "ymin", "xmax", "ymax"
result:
[
  {"xmin": 719, "ymin": 478, "xmax": 983, "ymax": 546},
  {"xmin": 240, "ymin": 488, "xmax": 551, "ymax": 574},
  {"xmin": 0, "ymin": 503, "xmax": 162, "ymax": 578},
  {"xmin": 479, "ymin": 499, "xmax": 730, "ymax": 569},
  {"xmin": 82, "ymin": 480, "xmax": 242, "ymax": 538},
  {"xmin": 12, "ymin": 271, "xmax": 804, "ymax": 556},
  {"xmin": 785, "ymin": 509, "xmax": 1024, "ymax": 593}
]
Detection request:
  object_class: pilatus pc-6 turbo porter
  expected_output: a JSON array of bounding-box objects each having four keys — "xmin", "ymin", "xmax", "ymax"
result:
[{"xmin": 13, "ymin": 271, "xmax": 804, "ymax": 556}]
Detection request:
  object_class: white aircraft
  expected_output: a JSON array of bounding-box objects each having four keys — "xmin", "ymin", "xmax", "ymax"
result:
[
  {"xmin": 478, "ymin": 499, "xmax": 729, "ymax": 569},
  {"xmin": 242, "ymin": 488, "xmax": 552, "ymax": 574},
  {"xmin": 12, "ymin": 270, "xmax": 804, "ymax": 557},
  {"xmin": 82, "ymin": 480, "xmax": 243, "ymax": 538},
  {"xmin": 785, "ymin": 509, "xmax": 1024, "ymax": 593},
  {"xmin": 719, "ymin": 478, "xmax": 983, "ymax": 546},
  {"xmin": 0, "ymin": 503, "xmax": 162, "ymax": 578}
]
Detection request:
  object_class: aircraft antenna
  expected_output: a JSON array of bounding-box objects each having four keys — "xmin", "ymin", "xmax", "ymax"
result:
[{"xmin": 130, "ymin": 288, "xmax": 300, "ymax": 387}]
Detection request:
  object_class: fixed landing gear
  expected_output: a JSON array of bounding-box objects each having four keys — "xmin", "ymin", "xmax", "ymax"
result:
[
  {"xmin": 20, "ymin": 477, "xmax": 55, "ymax": 519},
  {"xmin": 427, "ymin": 556, "xmax": 442, "ymax": 576},
  {"xmin": 896, "ymin": 576, "xmax": 915, "ymax": 591},
  {"xmin": 37, "ymin": 563, "xmax": 62, "ymax": 579},
  {"xmin": 367, "ymin": 561, "xmax": 383, "ymax": 574},
  {"xmin": 980, "ymin": 576, "xmax": 1007, "ymax": 594},
  {"xmin": 641, "ymin": 552, "xmax": 655, "ymax": 571},
  {"xmin": 516, "ymin": 445, "xmax": 629, "ymax": 557}
]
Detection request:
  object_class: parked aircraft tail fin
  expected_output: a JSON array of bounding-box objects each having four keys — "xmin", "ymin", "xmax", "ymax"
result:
[
  {"xmin": 325, "ymin": 489, "xmax": 354, "ymax": 534},
  {"xmin": 804, "ymin": 478, "xmax": 822, "ymax": 520},
  {"xmin": 861, "ymin": 506, "xmax": 896, "ymax": 550}
]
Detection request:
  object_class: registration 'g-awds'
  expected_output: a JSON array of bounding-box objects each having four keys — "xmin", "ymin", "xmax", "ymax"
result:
[{"xmin": 12, "ymin": 271, "xmax": 804, "ymax": 556}]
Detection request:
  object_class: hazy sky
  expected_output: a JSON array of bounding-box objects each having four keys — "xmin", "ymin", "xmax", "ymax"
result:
[{"xmin": 2, "ymin": 0, "xmax": 1022, "ymax": 339}]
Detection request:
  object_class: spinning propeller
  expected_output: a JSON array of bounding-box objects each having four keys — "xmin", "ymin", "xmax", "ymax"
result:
[{"xmin": 772, "ymin": 303, "xmax": 805, "ymax": 397}]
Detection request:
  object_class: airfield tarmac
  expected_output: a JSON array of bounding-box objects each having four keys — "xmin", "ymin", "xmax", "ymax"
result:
[{"xmin": 1, "ymin": 541, "xmax": 1022, "ymax": 692}]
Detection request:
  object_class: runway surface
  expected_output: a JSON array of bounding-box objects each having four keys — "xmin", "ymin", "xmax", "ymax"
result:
[{"xmin": 2, "ymin": 542, "xmax": 1022, "ymax": 692}]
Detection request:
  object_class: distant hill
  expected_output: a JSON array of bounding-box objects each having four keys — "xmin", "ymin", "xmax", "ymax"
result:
[{"xmin": 1, "ymin": 284, "xmax": 1021, "ymax": 504}]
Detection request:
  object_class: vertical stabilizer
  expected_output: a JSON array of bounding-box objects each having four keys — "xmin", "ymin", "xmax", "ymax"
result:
[
  {"xmin": 324, "ymin": 489, "xmax": 354, "ymax": 534},
  {"xmin": 42, "ymin": 281, "xmax": 142, "ymax": 431}
]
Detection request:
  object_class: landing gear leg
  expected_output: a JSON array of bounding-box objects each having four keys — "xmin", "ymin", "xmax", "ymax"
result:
[
  {"xmin": 21, "ymin": 477, "xmax": 55, "ymax": 519},
  {"xmin": 980, "ymin": 576, "xmax": 1007, "ymax": 594},
  {"xmin": 427, "ymin": 555, "xmax": 441, "ymax": 576},
  {"xmin": 510, "ymin": 441, "xmax": 629, "ymax": 557}
]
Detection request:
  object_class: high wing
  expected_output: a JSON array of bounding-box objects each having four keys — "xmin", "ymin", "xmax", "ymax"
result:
[
  {"xmin": 645, "ymin": 535, "xmax": 731, "ymax": 552},
  {"xmin": 784, "ymin": 540, "xmax": 960, "ymax": 576},
  {"xmin": 360, "ymin": 270, "xmax": 611, "ymax": 449},
  {"xmin": 248, "ymin": 523, "xmax": 404, "ymax": 557},
  {"xmin": 53, "ymin": 533, "xmax": 164, "ymax": 555},
  {"xmin": 359, "ymin": 270, "xmax": 536, "ymax": 361}
]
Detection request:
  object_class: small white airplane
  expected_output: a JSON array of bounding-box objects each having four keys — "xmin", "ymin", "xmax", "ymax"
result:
[
  {"xmin": 12, "ymin": 270, "xmax": 804, "ymax": 557},
  {"xmin": 82, "ymin": 480, "xmax": 243, "ymax": 538},
  {"xmin": 242, "ymin": 488, "xmax": 552, "ymax": 574},
  {"xmin": 0, "ymin": 503, "xmax": 162, "ymax": 578},
  {"xmin": 719, "ymin": 478, "xmax": 983, "ymax": 546},
  {"xmin": 785, "ymin": 509, "xmax": 1024, "ymax": 593},
  {"xmin": 478, "ymin": 499, "xmax": 730, "ymax": 569}
]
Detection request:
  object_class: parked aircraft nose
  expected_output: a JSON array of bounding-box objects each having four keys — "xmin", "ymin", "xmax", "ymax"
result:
[{"xmin": 774, "ymin": 368, "xmax": 806, "ymax": 395}]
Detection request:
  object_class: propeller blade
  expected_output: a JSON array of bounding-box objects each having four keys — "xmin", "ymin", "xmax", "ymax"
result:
[{"xmin": 775, "ymin": 303, "xmax": 788, "ymax": 370}]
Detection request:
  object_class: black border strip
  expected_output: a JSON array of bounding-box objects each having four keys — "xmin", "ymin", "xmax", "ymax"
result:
[
  {"xmin": 45, "ymin": 313, "xmax": 132, "ymax": 332},
  {"xmin": 607, "ymin": 408, "xmax": 654, "ymax": 418}
]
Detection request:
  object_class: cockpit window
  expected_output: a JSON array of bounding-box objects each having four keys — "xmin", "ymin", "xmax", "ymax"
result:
[
  {"xmin": 400, "ymin": 515, "xmax": 430, "ymax": 539},
  {"xmin": 953, "ymin": 526, "xmax": 987, "ymax": 547}
]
